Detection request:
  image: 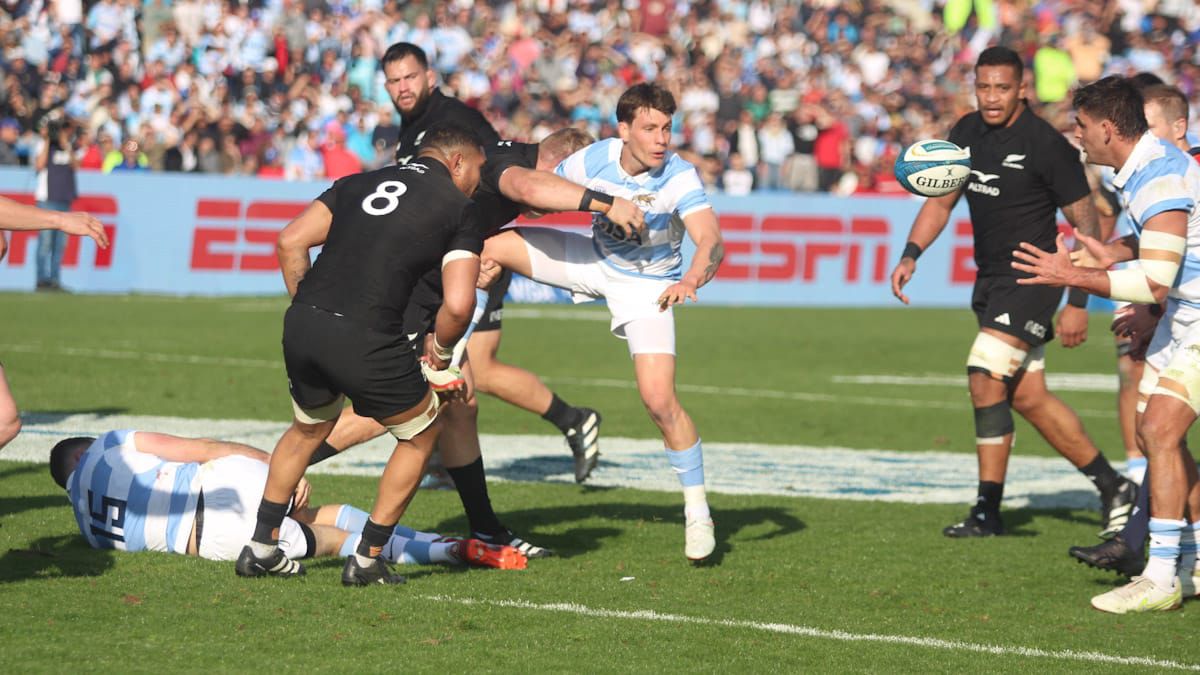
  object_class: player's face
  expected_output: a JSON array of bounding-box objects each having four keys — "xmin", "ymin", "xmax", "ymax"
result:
[
  {"xmin": 384, "ymin": 55, "xmax": 434, "ymax": 117},
  {"xmin": 618, "ymin": 107, "xmax": 672, "ymax": 172},
  {"xmin": 974, "ymin": 65, "xmax": 1024, "ymax": 128},
  {"xmin": 451, "ymin": 145, "xmax": 486, "ymax": 196},
  {"xmin": 1072, "ymin": 108, "xmax": 1111, "ymax": 165},
  {"xmin": 1144, "ymin": 101, "xmax": 1183, "ymax": 147}
]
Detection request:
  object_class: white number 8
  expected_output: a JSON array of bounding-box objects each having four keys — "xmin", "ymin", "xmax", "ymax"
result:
[{"xmin": 361, "ymin": 180, "xmax": 408, "ymax": 216}]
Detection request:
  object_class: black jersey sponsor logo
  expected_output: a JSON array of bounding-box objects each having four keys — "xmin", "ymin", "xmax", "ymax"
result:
[
  {"xmin": 970, "ymin": 170, "xmax": 999, "ymax": 183},
  {"xmin": 968, "ymin": 181, "xmax": 1000, "ymax": 197}
]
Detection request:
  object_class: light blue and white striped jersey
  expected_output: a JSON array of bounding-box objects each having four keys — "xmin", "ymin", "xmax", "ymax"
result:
[
  {"xmin": 1112, "ymin": 132, "xmax": 1200, "ymax": 307},
  {"xmin": 555, "ymin": 138, "xmax": 713, "ymax": 280},
  {"xmin": 66, "ymin": 430, "xmax": 201, "ymax": 554}
]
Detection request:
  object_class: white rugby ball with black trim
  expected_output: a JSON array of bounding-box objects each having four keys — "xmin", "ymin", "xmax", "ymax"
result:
[{"xmin": 893, "ymin": 140, "xmax": 971, "ymax": 197}]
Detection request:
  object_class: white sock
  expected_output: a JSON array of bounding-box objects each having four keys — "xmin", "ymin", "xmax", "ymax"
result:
[
  {"xmin": 683, "ymin": 485, "xmax": 710, "ymax": 522},
  {"xmin": 248, "ymin": 540, "xmax": 277, "ymax": 558},
  {"xmin": 1144, "ymin": 518, "xmax": 1185, "ymax": 590}
]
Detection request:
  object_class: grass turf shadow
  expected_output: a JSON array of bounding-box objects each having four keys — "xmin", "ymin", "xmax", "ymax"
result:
[
  {"xmin": 0, "ymin": 534, "xmax": 115, "ymax": 584},
  {"xmin": 431, "ymin": 502, "xmax": 805, "ymax": 566}
]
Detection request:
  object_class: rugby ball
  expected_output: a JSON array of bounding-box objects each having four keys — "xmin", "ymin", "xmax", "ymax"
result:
[{"xmin": 893, "ymin": 140, "xmax": 971, "ymax": 197}]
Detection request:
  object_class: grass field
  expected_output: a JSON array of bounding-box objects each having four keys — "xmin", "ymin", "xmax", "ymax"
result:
[{"xmin": 1, "ymin": 292, "xmax": 1197, "ymax": 672}]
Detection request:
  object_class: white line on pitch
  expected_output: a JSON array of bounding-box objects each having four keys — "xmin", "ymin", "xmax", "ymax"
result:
[
  {"xmin": 0, "ymin": 342, "xmax": 1112, "ymax": 417},
  {"xmin": 422, "ymin": 595, "xmax": 1200, "ymax": 671},
  {"xmin": 834, "ymin": 373, "xmax": 1119, "ymax": 393}
]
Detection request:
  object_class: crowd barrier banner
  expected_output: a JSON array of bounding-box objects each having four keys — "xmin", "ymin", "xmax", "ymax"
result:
[{"xmin": 0, "ymin": 168, "xmax": 1019, "ymax": 308}]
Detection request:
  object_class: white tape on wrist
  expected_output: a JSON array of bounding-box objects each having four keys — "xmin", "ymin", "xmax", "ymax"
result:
[
  {"xmin": 431, "ymin": 334, "xmax": 454, "ymax": 361},
  {"xmin": 442, "ymin": 249, "xmax": 479, "ymax": 268}
]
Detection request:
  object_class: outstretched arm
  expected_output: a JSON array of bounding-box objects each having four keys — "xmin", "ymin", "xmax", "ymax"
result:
[
  {"xmin": 276, "ymin": 200, "xmax": 332, "ymax": 298},
  {"xmin": 134, "ymin": 433, "xmax": 271, "ymax": 464},
  {"xmin": 1014, "ymin": 209, "xmax": 1187, "ymax": 304},
  {"xmin": 658, "ymin": 207, "xmax": 722, "ymax": 311},
  {"xmin": 497, "ymin": 166, "xmax": 645, "ymax": 235},
  {"xmin": 0, "ymin": 196, "xmax": 109, "ymax": 248}
]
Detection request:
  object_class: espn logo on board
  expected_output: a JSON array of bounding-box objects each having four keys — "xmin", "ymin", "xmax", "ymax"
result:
[{"xmin": 190, "ymin": 199, "xmax": 307, "ymax": 271}]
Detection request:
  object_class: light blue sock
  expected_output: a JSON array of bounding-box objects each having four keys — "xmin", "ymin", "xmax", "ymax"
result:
[
  {"xmin": 335, "ymin": 506, "xmax": 418, "ymax": 539},
  {"xmin": 1145, "ymin": 518, "xmax": 1185, "ymax": 589},
  {"xmin": 666, "ymin": 439, "xmax": 705, "ymax": 488},
  {"xmin": 666, "ymin": 440, "xmax": 709, "ymax": 520},
  {"xmin": 339, "ymin": 533, "xmax": 360, "ymax": 557},
  {"xmin": 388, "ymin": 537, "xmax": 432, "ymax": 565}
]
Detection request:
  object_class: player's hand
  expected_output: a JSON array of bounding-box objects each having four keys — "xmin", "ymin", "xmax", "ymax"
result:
[
  {"xmin": 292, "ymin": 477, "xmax": 311, "ymax": 511},
  {"xmin": 605, "ymin": 197, "xmax": 646, "ymax": 240},
  {"xmin": 1112, "ymin": 303, "xmax": 1160, "ymax": 341},
  {"xmin": 1055, "ymin": 304, "xmax": 1088, "ymax": 348},
  {"xmin": 1012, "ymin": 233, "xmax": 1073, "ymax": 286},
  {"xmin": 656, "ymin": 279, "xmax": 698, "ymax": 311},
  {"xmin": 53, "ymin": 211, "xmax": 108, "ymax": 248},
  {"xmin": 477, "ymin": 258, "xmax": 502, "ymax": 289},
  {"xmin": 1068, "ymin": 227, "xmax": 1115, "ymax": 269},
  {"xmin": 890, "ymin": 258, "xmax": 915, "ymax": 305}
]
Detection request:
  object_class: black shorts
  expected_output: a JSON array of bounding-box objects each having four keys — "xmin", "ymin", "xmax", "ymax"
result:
[
  {"xmin": 401, "ymin": 275, "xmax": 442, "ymax": 345},
  {"xmin": 282, "ymin": 303, "xmax": 428, "ymax": 420},
  {"xmin": 971, "ymin": 275, "xmax": 1063, "ymax": 347},
  {"xmin": 475, "ymin": 269, "xmax": 512, "ymax": 333}
]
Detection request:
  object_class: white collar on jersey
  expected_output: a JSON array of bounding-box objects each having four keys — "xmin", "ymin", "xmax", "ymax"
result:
[{"xmin": 1112, "ymin": 131, "xmax": 1163, "ymax": 190}]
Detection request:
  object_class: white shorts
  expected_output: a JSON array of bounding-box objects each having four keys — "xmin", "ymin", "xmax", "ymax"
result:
[
  {"xmin": 195, "ymin": 455, "xmax": 307, "ymax": 561},
  {"xmin": 1139, "ymin": 301, "xmax": 1200, "ymax": 414},
  {"xmin": 519, "ymin": 227, "xmax": 676, "ymax": 355}
]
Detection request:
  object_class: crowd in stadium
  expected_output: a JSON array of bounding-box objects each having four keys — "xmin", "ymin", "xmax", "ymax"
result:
[{"xmin": 0, "ymin": 0, "xmax": 1197, "ymax": 193}]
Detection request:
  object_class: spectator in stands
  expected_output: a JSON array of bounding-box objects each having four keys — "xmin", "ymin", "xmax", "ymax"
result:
[
  {"xmin": 32, "ymin": 118, "xmax": 79, "ymax": 291},
  {"xmin": 723, "ymin": 152, "xmax": 754, "ymax": 196},
  {"xmin": 0, "ymin": 119, "xmax": 21, "ymax": 166}
]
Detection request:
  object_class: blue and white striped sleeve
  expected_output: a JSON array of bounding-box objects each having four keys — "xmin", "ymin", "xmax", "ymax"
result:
[
  {"xmin": 669, "ymin": 168, "xmax": 712, "ymax": 219},
  {"xmin": 1129, "ymin": 173, "xmax": 1194, "ymax": 226},
  {"xmin": 556, "ymin": 146, "xmax": 589, "ymax": 183}
]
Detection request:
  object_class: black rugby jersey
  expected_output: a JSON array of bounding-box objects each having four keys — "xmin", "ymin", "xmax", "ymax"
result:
[
  {"xmin": 295, "ymin": 158, "xmax": 483, "ymax": 334},
  {"xmin": 394, "ymin": 89, "xmax": 500, "ymax": 165},
  {"xmin": 404, "ymin": 139, "xmax": 539, "ymax": 323},
  {"xmin": 949, "ymin": 104, "xmax": 1090, "ymax": 277}
]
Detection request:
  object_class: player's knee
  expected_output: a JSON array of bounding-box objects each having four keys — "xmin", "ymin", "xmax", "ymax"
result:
[
  {"xmin": 0, "ymin": 415, "xmax": 20, "ymax": 448},
  {"xmin": 966, "ymin": 332, "xmax": 1029, "ymax": 386},
  {"xmin": 973, "ymin": 400, "xmax": 1013, "ymax": 446},
  {"xmin": 1136, "ymin": 418, "xmax": 1174, "ymax": 456},
  {"xmin": 1010, "ymin": 386, "xmax": 1047, "ymax": 416},
  {"xmin": 640, "ymin": 389, "xmax": 681, "ymax": 427}
]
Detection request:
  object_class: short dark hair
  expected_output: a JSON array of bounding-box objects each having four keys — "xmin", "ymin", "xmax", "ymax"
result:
[
  {"xmin": 616, "ymin": 83, "xmax": 676, "ymax": 125},
  {"xmin": 1142, "ymin": 84, "xmax": 1189, "ymax": 124},
  {"xmin": 49, "ymin": 436, "xmax": 95, "ymax": 489},
  {"xmin": 419, "ymin": 123, "xmax": 483, "ymax": 157},
  {"xmin": 381, "ymin": 42, "xmax": 428, "ymax": 70},
  {"xmin": 1072, "ymin": 76, "xmax": 1149, "ymax": 140},
  {"xmin": 1129, "ymin": 71, "xmax": 1165, "ymax": 89},
  {"xmin": 975, "ymin": 46, "xmax": 1024, "ymax": 81}
]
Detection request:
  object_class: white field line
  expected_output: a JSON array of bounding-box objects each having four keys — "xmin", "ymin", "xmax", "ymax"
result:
[
  {"xmin": 5, "ymin": 413, "xmax": 1106, "ymax": 508},
  {"xmin": 0, "ymin": 342, "xmax": 1115, "ymax": 417},
  {"xmin": 834, "ymin": 373, "xmax": 1119, "ymax": 393},
  {"xmin": 421, "ymin": 595, "xmax": 1200, "ymax": 671}
]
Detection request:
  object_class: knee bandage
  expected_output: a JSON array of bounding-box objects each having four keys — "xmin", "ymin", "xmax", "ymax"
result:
[
  {"xmin": 966, "ymin": 332, "xmax": 1029, "ymax": 381},
  {"xmin": 974, "ymin": 401, "xmax": 1014, "ymax": 446},
  {"xmin": 385, "ymin": 393, "xmax": 439, "ymax": 440},
  {"xmin": 1154, "ymin": 352, "xmax": 1200, "ymax": 415},
  {"xmin": 292, "ymin": 395, "xmax": 344, "ymax": 424},
  {"xmin": 1137, "ymin": 364, "xmax": 1161, "ymax": 414}
]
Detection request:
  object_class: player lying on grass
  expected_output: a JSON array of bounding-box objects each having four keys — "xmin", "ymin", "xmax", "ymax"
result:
[{"xmin": 48, "ymin": 430, "xmax": 527, "ymax": 573}]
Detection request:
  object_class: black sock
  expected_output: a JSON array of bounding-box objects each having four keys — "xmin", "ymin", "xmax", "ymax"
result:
[
  {"xmin": 1080, "ymin": 454, "xmax": 1122, "ymax": 495},
  {"xmin": 308, "ymin": 441, "xmax": 341, "ymax": 466},
  {"xmin": 251, "ymin": 498, "xmax": 290, "ymax": 546},
  {"xmin": 976, "ymin": 481, "xmax": 1004, "ymax": 516},
  {"xmin": 446, "ymin": 456, "xmax": 504, "ymax": 535},
  {"xmin": 356, "ymin": 518, "xmax": 394, "ymax": 559},
  {"xmin": 542, "ymin": 393, "xmax": 583, "ymax": 434}
]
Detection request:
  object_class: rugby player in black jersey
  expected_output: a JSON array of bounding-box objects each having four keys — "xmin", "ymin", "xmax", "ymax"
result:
[
  {"xmin": 288, "ymin": 68, "xmax": 648, "ymax": 552},
  {"xmin": 889, "ymin": 46, "xmax": 1136, "ymax": 537},
  {"xmin": 236, "ymin": 125, "xmax": 486, "ymax": 585},
  {"xmin": 369, "ymin": 42, "xmax": 621, "ymax": 485}
]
